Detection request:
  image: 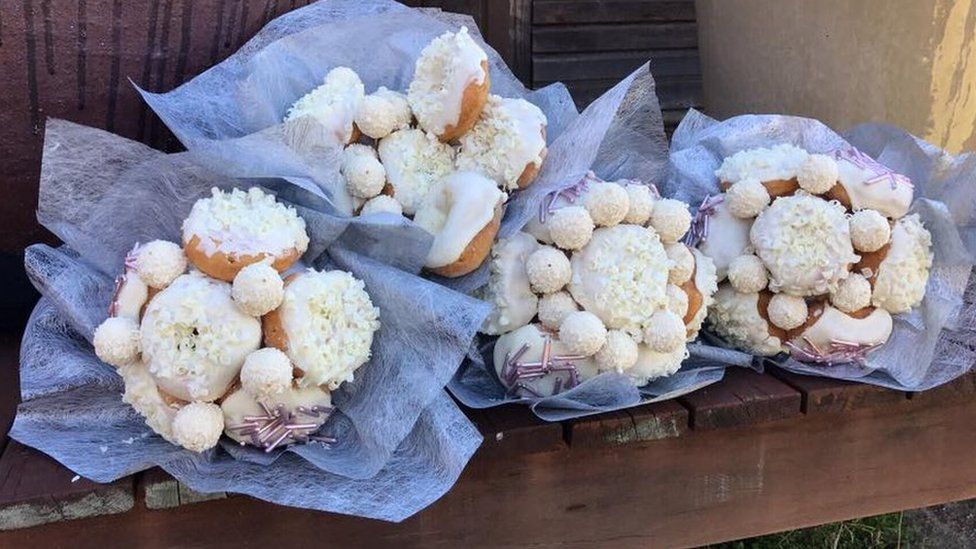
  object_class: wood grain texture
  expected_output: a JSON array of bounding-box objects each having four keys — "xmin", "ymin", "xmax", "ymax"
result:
[
  {"xmin": 533, "ymin": 22, "xmax": 698, "ymax": 53},
  {"xmin": 771, "ymin": 368, "xmax": 910, "ymax": 415},
  {"xmin": 679, "ymin": 368, "xmax": 802, "ymax": 430},
  {"xmin": 467, "ymin": 404, "xmax": 567, "ymax": 458},
  {"xmin": 533, "ymin": 0, "xmax": 696, "ymax": 25},
  {"xmin": 567, "ymin": 400, "xmax": 688, "ymax": 448},
  {"xmin": 533, "ymin": 49, "xmax": 700, "ymax": 82}
]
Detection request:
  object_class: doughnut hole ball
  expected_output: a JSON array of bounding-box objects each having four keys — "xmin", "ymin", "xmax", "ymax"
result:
[
  {"xmin": 648, "ymin": 199, "xmax": 692, "ymax": 244},
  {"xmin": 595, "ymin": 330, "xmax": 639, "ymax": 373},
  {"xmin": 136, "ymin": 240, "xmax": 187, "ymax": 289},
  {"xmin": 549, "ymin": 206, "xmax": 595, "ymax": 251},
  {"xmin": 725, "ymin": 178, "xmax": 770, "ymax": 219},
  {"xmin": 766, "ymin": 293, "xmax": 808, "ymax": 330},
  {"xmin": 93, "ymin": 316, "xmax": 141, "ymax": 367},
  {"xmin": 642, "ymin": 310, "xmax": 685, "ymax": 353},
  {"xmin": 360, "ymin": 195, "xmax": 403, "ymax": 216},
  {"xmin": 354, "ymin": 93, "xmax": 399, "ymax": 140},
  {"xmin": 342, "ymin": 154, "xmax": 386, "ymax": 199},
  {"xmin": 796, "ymin": 154, "xmax": 839, "ymax": 195},
  {"xmin": 232, "ymin": 262, "xmax": 284, "ymax": 317},
  {"xmin": 728, "ymin": 254, "xmax": 769, "ymax": 294},
  {"xmin": 171, "ymin": 402, "xmax": 224, "ymax": 453},
  {"xmin": 559, "ymin": 311, "xmax": 607, "ymax": 356},
  {"xmin": 666, "ymin": 284, "xmax": 690, "ymax": 318},
  {"xmin": 583, "ymin": 182, "xmax": 630, "ymax": 227},
  {"xmin": 830, "ymin": 273, "xmax": 872, "ymax": 313},
  {"xmin": 849, "ymin": 209, "xmax": 891, "ymax": 253},
  {"xmin": 240, "ymin": 347, "xmax": 293, "ymax": 398},
  {"xmin": 666, "ymin": 243, "xmax": 695, "ymax": 285},
  {"xmin": 525, "ymin": 246, "xmax": 571, "ymax": 294},
  {"xmin": 538, "ymin": 291, "xmax": 579, "ymax": 330},
  {"xmin": 623, "ymin": 184, "xmax": 656, "ymax": 225}
]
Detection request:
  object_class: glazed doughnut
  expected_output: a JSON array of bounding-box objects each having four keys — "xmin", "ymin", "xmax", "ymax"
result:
[
  {"xmin": 456, "ymin": 95, "xmax": 548, "ymax": 191},
  {"xmin": 707, "ymin": 285, "xmax": 785, "ymax": 356},
  {"xmin": 109, "ymin": 245, "xmax": 150, "ymax": 320},
  {"xmin": 285, "ymin": 66, "xmax": 365, "ymax": 145},
  {"xmin": 790, "ymin": 306, "xmax": 893, "ymax": 358},
  {"xmin": 682, "ymin": 249, "xmax": 717, "ymax": 340},
  {"xmin": 481, "ymin": 232, "xmax": 541, "ymax": 335},
  {"xmin": 829, "ymin": 148, "xmax": 913, "ymax": 219},
  {"xmin": 377, "ymin": 128, "xmax": 455, "ymax": 215},
  {"xmin": 867, "ymin": 214, "xmax": 933, "ymax": 313},
  {"xmin": 408, "ymin": 27, "xmax": 489, "ymax": 142},
  {"xmin": 221, "ymin": 383, "xmax": 333, "ymax": 449},
  {"xmin": 413, "ymin": 170, "xmax": 505, "ymax": 277},
  {"xmin": 493, "ymin": 324, "xmax": 599, "ymax": 398},
  {"xmin": 182, "ymin": 187, "xmax": 309, "ymax": 282},
  {"xmin": 696, "ymin": 199, "xmax": 752, "ymax": 280},
  {"xmin": 716, "ymin": 143, "xmax": 808, "ymax": 197},
  {"xmin": 262, "ymin": 269, "xmax": 380, "ymax": 390}
]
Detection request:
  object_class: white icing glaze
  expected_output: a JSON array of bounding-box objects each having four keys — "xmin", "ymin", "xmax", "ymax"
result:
[
  {"xmin": 697, "ymin": 200, "xmax": 752, "ymax": 280},
  {"xmin": 686, "ymin": 249, "xmax": 717, "ymax": 340},
  {"xmin": 377, "ymin": 128, "xmax": 455, "ymax": 215},
  {"xmin": 481, "ymin": 232, "xmax": 540, "ymax": 335},
  {"xmin": 793, "ymin": 306, "xmax": 893, "ymax": 353},
  {"xmin": 715, "ymin": 143, "xmax": 809, "ymax": 184},
  {"xmin": 112, "ymin": 269, "xmax": 148, "ymax": 320},
  {"xmin": 457, "ymin": 96, "xmax": 548, "ymax": 190},
  {"xmin": 492, "ymin": 324, "xmax": 599, "ymax": 397},
  {"xmin": 836, "ymin": 157, "xmax": 913, "ymax": 219},
  {"xmin": 285, "ymin": 67, "xmax": 365, "ymax": 144},
  {"xmin": 707, "ymin": 285, "xmax": 784, "ymax": 356},
  {"xmin": 408, "ymin": 27, "xmax": 488, "ymax": 136},
  {"xmin": 119, "ymin": 362, "xmax": 180, "ymax": 443},
  {"xmin": 872, "ymin": 214, "xmax": 933, "ymax": 313},
  {"xmin": 221, "ymin": 384, "xmax": 333, "ymax": 447}
]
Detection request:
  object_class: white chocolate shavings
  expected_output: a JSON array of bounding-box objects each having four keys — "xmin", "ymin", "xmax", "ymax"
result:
[
  {"xmin": 355, "ymin": 87, "xmax": 412, "ymax": 139},
  {"xmin": 582, "ymin": 181, "xmax": 630, "ymax": 227},
  {"xmin": 707, "ymin": 285, "xmax": 784, "ymax": 356},
  {"xmin": 549, "ymin": 206, "xmax": 595, "ymax": 251},
  {"xmin": 666, "ymin": 284, "xmax": 689, "ymax": 318},
  {"xmin": 182, "ymin": 187, "xmax": 310, "ymax": 259},
  {"xmin": 232, "ymin": 261, "xmax": 284, "ymax": 317},
  {"xmin": 279, "ymin": 269, "xmax": 380, "ymax": 389},
  {"xmin": 171, "ymin": 402, "xmax": 224, "ymax": 453},
  {"xmin": 595, "ymin": 330, "xmax": 639, "ymax": 373},
  {"xmin": 727, "ymin": 254, "xmax": 768, "ymax": 294},
  {"xmin": 537, "ymin": 291, "xmax": 579, "ymax": 331},
  {"xmin": 623, "ymin": 183, "xmax": 656, "ymax": 225},
  {"xmin": 726, "ymin": 178, "xmax": 770, "ymax": 218},
  {"xmin": 456, "ymin": 95, "xmax": 548, "ymax": 190},
  {"xmin": 643, "ymin": 310, "xmax": 685, "ymax": 353},
  {"xmin": 408, "ymin": 26, "xmax": 488, "ymax": 136},
  {"xmin": 360, "ymin": 195, "xmax": 403, "ymax": 217},
  {"xmin": 648, "ymin": 198, "xmax": 691, "ymax": 244},
  {"xmin": 686, "ymin": 249, "xmax": 718, "ymax": 340},
  {"xmin": 141, "ymin": 273, "xmax": 262, "ymax": 401},
  {"xmin": 525, "ymin": 246, "xmax": 571, "ymax": 294},
  {"xmin": 666, "ymin": 243, "xmax": 695, "ymax": 285},
  {"xmin": 750, "ymin": 194, "xmax": 859, "ymax": 296},
  {"xmin": 627, "ymin": 343, "xmax": 687, "ymax": 386},
  {"xmin": 568, "ymin": 225, "xmax": 670, "ymax": 336},
  {"xmin": 766, "ymin": 293, "xmax": 808, "ymax": 330},
  {"xmin": 119, "ymin": 362, "xmax": 179, "ymax": 443},
  {"xmin": 849, "ymin": 209, "xmax": 891, "ymax": 253},
  {"xmin": 871, "ymin": 214, "xmax": 933, "ymax": 314},
  {"xmin": 558, "ymin": 310, "xmax": 607, "ymax": 356},
  {"xmin": 796, "ymin": 154, "xmax": 839, "ymax": 194},
  {"xmin": 830, "ymin": 273, "xmax": 872, "ymax": 313},
  {"xmin": 377, "ymin": 128, "xmax": 455, "ymax": 215},
  {"xmin": 715, "ymin": 143, "xmax": 809, "ymax": 184},
  {"xmin": 374, "ymin": 88, "xmax": 412, "ymax": 132},
  {"xmin": 285, "ymin": 67, "xmax": 365, "ymax": 144},
  {"xmin": 94, "ymin": 316, "xmax": 141, "ymax": 367},
  {"xmin": 136, "ymin": 240, "xmax": 187, "ymax": 289},
  {"xmin": 481, "ymin": 232, "xmax": 540, "ymax": 335},
  {"xmin": 240, "ymin": 347, "xmax": 293, "ymax": 398},
  {"xmin": 413, "ymin": 170, "xmax": 504, "ymax": 269},
  {"xmin": 342, "ymin": 154, "xmax": 386, "ymax": 199}
]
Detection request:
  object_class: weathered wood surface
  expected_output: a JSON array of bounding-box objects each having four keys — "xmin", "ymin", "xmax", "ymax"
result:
[
  {"xmin": 533, "ymin": 0, "xmax": 696, "ymax": 25},
  {"xmin": 771, "ymin": 367, "xmax": 910, "ymax": 415},
  {"xmin": 678, "ymin": 367, "xmax": 802, "ymax": 430}
]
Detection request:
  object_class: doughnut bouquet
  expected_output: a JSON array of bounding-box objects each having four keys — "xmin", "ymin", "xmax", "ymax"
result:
[{"xmin": 668, "ymin": 111, "xmax": 976, "ymax": 390}]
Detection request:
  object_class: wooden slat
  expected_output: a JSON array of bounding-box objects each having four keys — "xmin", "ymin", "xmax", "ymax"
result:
[
  {"xmin": 678, "ymin": 368, "xmax": 802, "ymax": 430},
  {"xmin": 0, "ymin": 441, "xmax": 134, "ymax": 531},
  {"xmin": 0, "ymin": 336, "xmax": 21, "ymax": 456},
  {"xmin": 568, "ymin": 400, "xmax": 689, "ymax": 449},
  {"xmin": 467, "ymin": 404, "xmax": 566, "ymax": 458},
  {"xmin": 908, "ymin": 370, "xmax": 976, "ymax": 405},
  {"xmin": 534, "ymin": 0, "xmax": 696, "ymax": 25},
  {"xmin": 533, "ymin": 49, "xmax": 700, "ymax": 82},
  {"xmin": 548, "ymin": 76, "xmax": 702, "ymax": 109},
  {"xmin": 770, "ymin": 369, "xmax": 909, "ymax": 415},
  {"xmin": 140, "ymin": 468, "xmax": 226, "ymax": 510},
  {"xmin": 533, "ymin": 23, "xmax": 698, "ymax": 53}
]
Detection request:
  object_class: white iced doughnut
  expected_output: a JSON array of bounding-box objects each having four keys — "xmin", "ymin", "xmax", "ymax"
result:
[
  {"xmin": 872, "ymin": 214, "xmax": 933, "ymax": 313},
  {"xmin": 648, "ymin": 198, "xmax": 691, "ymax": 244},
  {"xmin": 666, "ymin": 243, "xmax": 695, "ymax": 285},
  {"xmin": 285, "ymin": 66, "xmax": 364, "ymax": 144},
  {"xmin": 849, "ymin": 209, "xmax": 891, "ymax": 253},
  {"xmin": 796, "ymin": 154, "xmax": 839, "ymax": 194},
  {"xmin": 583, "ymin": 182, "xmax": 630, "ymax": 227},
  {"xmin": 354, "ymin": 87, "xmax": 411, "ymax": 139},
  {"xmin": 456, "ymin": 95, "xmax": 548, "ymax": 190},
  {"xmin": 623, "ymin": 183, "xmax": 656, "ymax": 225},
  {"xmin": 727, "ymin": 254, "xmax": 768, "ymax": 294},
  {"xmin": 525, "ymin": 246, "xmax": 571, "ymax": 294},
  {"xmin": 830, "ymin": 273, "xmax": 872, "ymax": 313},
  {"xmin": 715, "ymin": 143, "xmax": 809, "ymax": 185},
  {"xmin": 698, "ymin": 199, "xmax": 752, "ymax": 280},
  {"xmin": 240, "ymin": 348, "xmax": 293, "ymax": 399},
  {"xmin": 342, "ymin": 154, "xmax": 386, "ymax": 199},
  {"xmin": 665, "ymin": 284, "xmax": 689, "ymax": 318},
  {"xmin": 359, "ymin": 195, "xmax": 403, "ymax": 217},
  {"xmin": 221, "ymin": 384, "xmax": 332, "ymax": 448},
  {"xmin": 685, "ymin": 249, "xmax": 719, "ymax": 340},
  {"xmin": 767, "ymin": 293, "xmax": 808, "ymax": 330},
  {"xmin": 135, "ymin": 240, "xmax": 187, "ymax": 289},
  {"xmin": 232, "ymin": 262, "xmax": 284, "ymax": 317},
  {"xmin": 481, "ymin": 232, "xmax": 540, "ymax": 336},
  {"xmin": 707, "ymin": 285, "xmax": 784, "ymax": 356},
  {"xmin": 493, "ymin": 324, "xmax": 599, "ymax": 397},
  {"xmin": 835, "ymin": 153, "xmax": 913, "ymax": 219},
  {"xmin": 750, "ymin": 194, "xmax": 859, "ymax": 296},
  {"xmin": 119, "ymin": 363, "xmax": 179, "ymax": 443},
  {"xmin": 643, "ymin": 310, "xmax": 685, "ymax": 353},
  {"xmin": 793, "ymin": 306, "xmax": 893, "ymax": 356},
  {"xmin": 171, "ymin": 402, "xmax": 224, "ymax": 453},
  {"xmin": 377, "ymin": 128, "xmax": 455, "ymax": 215},
  {"xmin": 726, "ymin": 178, "xmax": 770, "ymax": 218},
  {"xmin": 595, "ymin": 330, "xmax": 639, "ymax": 373},
  {"xmin": 94, "ymin": 316, "xmax": 141, "ymax": 367},
  {"xmin": 559, "ymin": 311, "xmax": 607, "ymax": 357},
  {"xmin": 538, "ymin": 291, "xmax": 580, "ymax": 331},
  {"xmin": 548, "ymin": 206, "xmax": 595, "ymax": 251}
]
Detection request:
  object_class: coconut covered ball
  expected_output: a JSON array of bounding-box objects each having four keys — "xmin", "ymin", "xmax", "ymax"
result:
[
  {"xmin": 549, "ymin": 206, "xmax": 595, "ymax": 250},
  {"xmin": 648, "ymin": 198, "xmax": 691, "ymax": 244},
  {"xmin": 342, "ymin": 154, "xmax": 386, "ymax": 199},
  {"xmin": 171, "ymin": 402, "xmax": 224, "ymax": 453},
  {"xmin": 849, "ymin": 209, "xmax": 891, "ymax": 253},
  {"xmin": 595, "ymin": 330, "xmax": 639, "ymax": 373},
  {"xmin": 240, "ymin": 347, "xmax": 293, "ymax": 398},
  {"xmin": 360, "ymin": 195, "xmax": 403, "ymax": 216},
  {"xmin": 354, "ymin": 88, "xmax": 411, "ymax": 139},
  {"xmin": 344, "ymin": 143, "xmax": 377, "ymax": 161},
  {"xmin": 232, "ymin": 262, "xmax": 284, "ymax": 317},
  {"xmin": 766, "ymin": 293, "xmax": 808, "ymax": 330},
  {"xmin": 136, "ymin": 240, "xmax": 187, "ymax": 289},
  {"xmin": 623, "ymin": 183, "xmax": 656, "ymax": 225},
  {"xmin": 525, "ymin": 246, "xmax": 572, "ymax": 294},
  {"xmin": 727, "ymin": 254, "xmax": 768, "ymax": 294},
  {"xmin": 665, "ymin": 284, "xmax": 689, "ymax": 318},
  {"xmin": 796, "ymin": 154, "xmax": 839, "ymax": 194},
  {"xmin": 830, "ymin": 273, "xmax": 872, "ymax": 313},
  {"xmin": 584, "ymin": 182, "xmax": 630, "ymax": 227},
  {"xmin": 666, "ymin": 243, "xmax": 695, "ymax": 285},
  {"xmin": 93, "ymin": 316, "xmax": 141, "ymax": 367},
  {"xmin": 643, "ymin": 310, "xmax": 685, "ymax": 353},
  {"xmin": 559, "ymin": 311, "xmax": 607, "ymax": 356},
  {"xmin": 726, "ymin": 178, "xmax": 770, "ymax": 218},
  {"xmin": 538, "ymin": 291, "xmax": 579, "ymax": 330}
]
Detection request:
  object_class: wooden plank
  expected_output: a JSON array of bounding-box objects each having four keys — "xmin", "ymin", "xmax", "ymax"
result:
[
  {"xmin": 534, "ymin": 0, "xmax": 696, "ymax": 25},
  {"xmin": 467, "ymin": 404, "xmax": 566, "ymax": 457},
  {"xmin": 533, "ymin": 49, "xmax": 700, "ymax": 82},
  {"xmin": 547, "ymin": 76, "xmax": 702, "ymax": 109},
  {"xmin": 678, "ymin": 368, "xmax": 802, "ymax": 430},
  {"xmin": 533, "ymin": 23, "xmax": 698, "ymax": 53},
  {"xmin": 567, "ymin": 400, "xmax": 688, "ymax": 448},
  {"xmin": 0, "ymin": 441, "xmax": 133, "ymax": 531},
  {"xmin": 0, "ymin": 335, "xmax": 21, "ymax": 456},
  {"xmin": 771, "ymin": 368, "xmax": 909, "ymax": 415},
  {"xmin": 908, "ymin": 370, "xmax": 976, "ymax": 405},
  {"xmin": 140, "ymin": 468, "xmax": 225, "ymax": 510}
]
